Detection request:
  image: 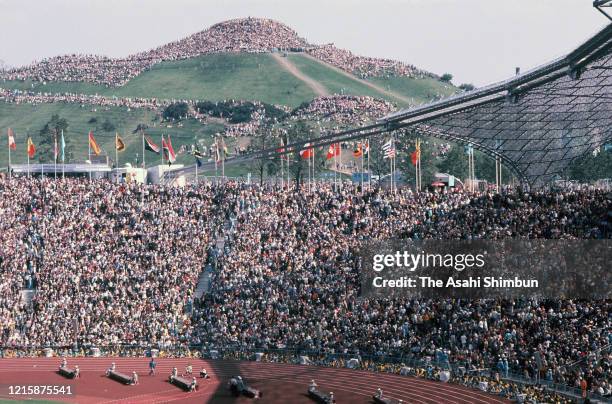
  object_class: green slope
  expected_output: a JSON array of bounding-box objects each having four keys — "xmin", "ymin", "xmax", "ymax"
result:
[
  {"xmin": 0, "ymin": 102, "xmax": 225, "ymax": 168},
  {"xmin": 367, "ymin": 76, "xmax": 457, "ymax": 105},
  {"xmin": 1, "ymin": 53, "xmax": 455, "ymax": 107},
  {"xmin": 285, "ymin": 54, "xmax": 395, "ymax": 101},
  {"xmin": 286, "ymin": 54, "xmax": 456, "ymax": 106},
  {"xmin": 2, "ymin": 54, "xmax": 317, "ymax": 108}
]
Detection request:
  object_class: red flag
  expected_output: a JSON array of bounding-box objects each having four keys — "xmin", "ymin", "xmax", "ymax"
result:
[
  {"xmin": 27, "ymin": 137, "xmax": 36, "ymax": 158},
  {"xmin": 353, "ymin": 143, "xmax": 363, "ymax": 158},
  {"xmin": 300, "ymin": 143, "xmax": 314, "ymax": 159},
  {"xmin": 88, "ymin": 131, "xmax": 101, "ymax": 155},
  {"xmin": 326, "ymin": 143, "xmax": 340, "ymax": 160},
  {"xmin": 276, "ymin": 138, "xmax": 286, "ymax": 160},
  {"xmin": 411, "ymin": 142, "xmax": 421, "ymax": 166},
  {"xmin": 144, "ymin": 135, "xmax": 161, "ymax": 154},
  {"xmin": 162, "ymin": 135, "xmax": 176, "ymax": 163},
  {"xmin": 7, "ymin": 128, "xmax": 16, "ymax": 150}
]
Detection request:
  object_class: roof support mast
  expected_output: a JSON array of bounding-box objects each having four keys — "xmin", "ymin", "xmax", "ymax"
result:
[{"xmin": 594, "ymin": 0, "xmax": 612, "ymax": 21}]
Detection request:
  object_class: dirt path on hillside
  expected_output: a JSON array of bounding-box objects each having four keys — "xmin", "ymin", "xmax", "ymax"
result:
[
  {"xmin": 301, "ymin": 53, "xmax": 413, "ymax": 105},
  {"xmin": 272, "ymin": 53, "xmax": 329, "ymax": 97}
]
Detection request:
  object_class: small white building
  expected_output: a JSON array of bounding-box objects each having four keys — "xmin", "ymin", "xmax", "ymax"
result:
[
  {"xmin": 110, "ymin": 164, "xmax": 147, "ymax": 184},
  {"xmin": 147, "ymin": 164, "xmax": 185, "ymax": 185}
]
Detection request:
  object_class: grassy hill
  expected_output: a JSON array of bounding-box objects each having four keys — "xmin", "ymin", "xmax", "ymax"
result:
[
  {"xmin": 367, "ymin": 76, "xmax": 456, "ymax": 105},
  {"xmin": 1, "ymin": 53, "xmax": 455, "ymax": 108},
  {"xmin": 0, "ymin": 52, "xmax": 458, "ymax": 173},
  {"xmin": 1, "ymin": 53, "xmax": 317, "ymax": 107}
]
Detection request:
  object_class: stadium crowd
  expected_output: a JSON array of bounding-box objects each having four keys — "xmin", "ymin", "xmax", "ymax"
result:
[
  {"xmin": 191, "ymin": 184, "xmax": 611, "ymax": 397},
  {"xmin": 0, "ymin": 177, "xmax": 230, "ymax": 348},
  {"xmin": 0, "ymin": 177, "xmax": 610, "ymax": 402},
  {"xmin": 0, "ymin": 18, "xmax": 433, "ymax": 87}
]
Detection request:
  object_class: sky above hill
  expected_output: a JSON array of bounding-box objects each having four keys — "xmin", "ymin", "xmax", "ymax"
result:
[{"xmin": 0, "ymin": 0, "xmax": 608, "ymax": 86}]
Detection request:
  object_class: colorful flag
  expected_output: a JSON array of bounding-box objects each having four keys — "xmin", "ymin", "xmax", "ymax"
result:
[
  {"xmin": 115, "ymin": 133, "xmax": 126, "ymax": 152},
  {"xmin": 300, "ymin": 143, "xmax": 314, "ymax": 159},
  {"xmin": 192, "ymin": 147, "xmax": 204, "ymax": 159},
  {"xmin": 27, "ymin": 137, "xmax": 36, "ymax": 158},
  {"xmin": 221, "ymin": 138, "xmax": 229, "ymax": 157},
  {"xmin": 54, "ymin": 135, "xmax": 58, "ymax": 161},
  {"xmin": 162, "ymin": 135, "xmax": 176, "ymax": 164},
  {"xmin": 192, "ymin": 145, "xmax": 204, "ymax": 167},
  {"xmin": 60, "ymin": 131, "xmax": 66, "ymax": 162},
  {"xmin": 326, "ymin": 143, "xmax": 340, "ymax": 160},
  {"xmin": 7, "ymin": 128, "xmax": 16, "ymax": 150},
  {"xmin": 382, "ymin": 139, "xmax": 396, "ymax": 159},
  {"xmin": 410, "ymin": 140, "xmax": 421, "ymax": 166},
  {"xmin": 88, "ymin": 131, "xmax": 101, "ymax": 156},
  {"xmin": 353, "ymin": 142, "xmax": 363, "ymax": 158},
  {"xmin": 214, "ymin": 141, "xmax": 221, "ymax": 163},
  {"xmin": 144, "ymin": 135, "xmax": 161, "ymax": 154}
]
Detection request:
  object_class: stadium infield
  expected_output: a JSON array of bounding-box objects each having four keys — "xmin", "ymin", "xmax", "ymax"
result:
[{"xmin": 0, "ymin": 357, "xmax": 510, "ymax": 404}]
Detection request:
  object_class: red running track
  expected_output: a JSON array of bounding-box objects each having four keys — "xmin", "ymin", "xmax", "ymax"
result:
[{"xmin": 0, "ymin": 357, "xmax": 511, "ymax": 403}]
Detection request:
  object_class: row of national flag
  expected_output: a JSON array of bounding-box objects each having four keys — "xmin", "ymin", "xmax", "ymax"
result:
[
  {"xmin": 6, "ymin": 129, "xmax": 178, "ymax": 164},
  {"xmin": 281, "ymin": 138, "xmax": 423, "ymax": 165},
  {"xmin": 7, "ymin": 127, "xmax": 421, "ymax": 171},
  {"xmin": 295, "ymin": 141, "xmax": 372, "ymax": 160}
]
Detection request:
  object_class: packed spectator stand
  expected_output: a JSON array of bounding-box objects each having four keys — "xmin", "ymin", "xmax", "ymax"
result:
[{"xmin": 0, "ymin": 176, "xmax": 610, "ymax": 403}]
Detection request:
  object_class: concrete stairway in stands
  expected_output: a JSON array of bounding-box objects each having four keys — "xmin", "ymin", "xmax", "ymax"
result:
[{"xmin": 21, "ymin": 289, "xmax": 35, "ymax": 306}]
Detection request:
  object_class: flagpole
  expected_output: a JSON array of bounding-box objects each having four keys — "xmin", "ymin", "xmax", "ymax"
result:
[
  {"xmin": 141, "ymin": 130, "xmax": 145, "ymax": 169},
  {"xmin": 333, "ymin": 144, "xmax": 337, "ymax": 191},
  {"xmin": 311, "ymin": 146, "xmax": 315, "ymax": 192},
  {"xmin": 61, "ymin": 130, "xmax": 65, "ymax": 179},
  {"xmin": 27, "ymin": 149, "xmax": 30, "ymax": 178},
  {"xmin": 418, "ymin": 141, "xmax": 422, "ymax": 192},
  {"xmin": 360, "ymin": 142, "xmax": 364, "ymax": 193},
  {"xmin": 338, "ymin": 142, "xmax": 342, "ymax": 190},
  {"xmin": 367, "ymin": 139, "xmax": 371, "ymax": 191},
  {"xmin": 88, "ymin": 137, "xmax": 91, "ymax": 181},
  {"xmin": 221, "ymin": 138, "xmax": 225, "ymax": 182},
  {"xmin": 54, "ymin": 133, "xmax": 57, "ymax": 180},
  {"xmin": 115, "ymin": 133, "xmax": 119, "ymax": 184},
  {"xmin": 7, "ymin": 131, "xmax": 11, "ymax": 180},
  {"xmin": 214, "ymin": 141, "xmax": 218, "ymax": 182},
  {"xmin": 280, "ymin": 139, "xmax": 284, "ymax": 189},
  {"xmin": 286, "ymin": 134, "xmax": 290, "ymax": 188}
]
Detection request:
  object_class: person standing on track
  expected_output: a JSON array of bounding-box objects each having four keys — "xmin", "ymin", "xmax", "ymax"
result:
[{"xmin": 149, "ymin": 358, "xmax": 157, "ymax": 376}]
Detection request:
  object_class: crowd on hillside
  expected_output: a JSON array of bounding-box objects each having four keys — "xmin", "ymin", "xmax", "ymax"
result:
[
  {"xmin": 0, "ymin": 19, "xmax": 308, "ymax": 87},
  {"xmin": 291, "ymin": 95, "xmax": 395, "ymax": 125},
  {"xmin": 307, "ymin": 44, "xmax": 433, "ymax": 79},
  {"xmin": 0, "ymin": 87, "xmax": 166, "ymax": 110},
  {"xmin": 0, "ymin": 89, "xmax": 398, "ymax": 138},
  {"xmin": 0, "ymin": 18, "xmax": 432, "ymax": 87},
  {"xmin": 0, "ymin": 177, "xmax": 610, "ymax": 401}
]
